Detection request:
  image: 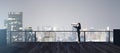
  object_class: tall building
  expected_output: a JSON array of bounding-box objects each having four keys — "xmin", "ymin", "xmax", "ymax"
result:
[
  {"xmin": 4, "ymin": 12, "xmax": 23, "ymax": 43},
  {"xmin": 5, "ymin": 12, "xmax": 23, "ymax": 31}
]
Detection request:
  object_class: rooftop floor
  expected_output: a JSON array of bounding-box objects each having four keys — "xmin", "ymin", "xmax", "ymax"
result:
[{"xmin": 0, "ymin": 42, "xmax": 120, "ymax": 53}]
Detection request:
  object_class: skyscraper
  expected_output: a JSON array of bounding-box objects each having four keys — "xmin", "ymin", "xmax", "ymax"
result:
[
  {"xmin": 5, "ymin": 12, "xmax": 23, "ymax": 31},
  {"xmin": 4, "ymin": 12, "xmax": 23, "ymax": 43}
]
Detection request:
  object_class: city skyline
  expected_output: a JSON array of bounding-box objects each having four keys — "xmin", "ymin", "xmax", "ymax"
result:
[{"xmin": 0, "ymin": 0, "xmax": 120, "ymax": 30}]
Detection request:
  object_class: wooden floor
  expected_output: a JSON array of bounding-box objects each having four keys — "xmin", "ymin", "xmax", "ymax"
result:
[{"xmin": 0, "ymin": 42, "xmax": 120, "ymax": 53}]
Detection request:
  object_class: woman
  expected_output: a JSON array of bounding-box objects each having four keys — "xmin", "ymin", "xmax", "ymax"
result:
[{"xmin": 73, "ymin": 23, "xmax": 81, "ymax": 43}]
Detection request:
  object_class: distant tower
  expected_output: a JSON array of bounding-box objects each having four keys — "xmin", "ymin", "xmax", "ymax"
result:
[
  {"xmin": 4, "ymin": 12, "xmax": 23, "ymax": 43},
  {"xmin": 5, "ymin": 12, "xmax": 23, "ymax": 31}
]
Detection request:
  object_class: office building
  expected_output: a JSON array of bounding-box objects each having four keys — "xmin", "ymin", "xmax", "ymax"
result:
[{"xmin": 4, "ymin": 12, "xmax": 23, "ymax": 43}]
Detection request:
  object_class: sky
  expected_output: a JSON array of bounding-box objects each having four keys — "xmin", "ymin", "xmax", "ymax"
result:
[{"xmin": 0, "ymin": 0, "xmax": 120, "ymax": 30}]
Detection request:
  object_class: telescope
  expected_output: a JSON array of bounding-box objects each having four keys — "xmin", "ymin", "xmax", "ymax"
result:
[{"xmin": 71, "ymin": 23, "xmax": 78, "ymax": 27}]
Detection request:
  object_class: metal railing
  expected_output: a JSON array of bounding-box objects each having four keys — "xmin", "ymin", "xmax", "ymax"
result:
[{"xmin": 8, "ymin": 30, "xmax": 113, "ymax": 43}]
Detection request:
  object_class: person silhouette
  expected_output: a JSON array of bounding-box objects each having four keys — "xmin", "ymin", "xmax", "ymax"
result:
[{"xmin": 73, "ymin": 23, "xmax": 81, "ymax": 43}]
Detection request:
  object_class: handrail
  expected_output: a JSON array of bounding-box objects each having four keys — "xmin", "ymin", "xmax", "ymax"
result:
[
  {"xmin": 9, "ymin": 30, "xmax": 113, "ymax": 32},
  {"xmin": 9, "ymin": 30, "xmax": 113, "ymax": 43}
]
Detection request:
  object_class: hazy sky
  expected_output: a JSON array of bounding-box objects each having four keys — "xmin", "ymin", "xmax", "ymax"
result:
[{"xmin": 0, "ymin": 0, "xmax": 120, "ymax": 30}]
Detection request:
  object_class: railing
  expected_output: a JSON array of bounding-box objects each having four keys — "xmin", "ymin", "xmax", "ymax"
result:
[{"xmin": 8, "ymin": 31, "xmax": 113, "ymax": 43}]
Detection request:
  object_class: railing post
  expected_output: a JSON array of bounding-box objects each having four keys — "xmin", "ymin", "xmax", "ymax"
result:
[
  {"xmin": 25, "ymin": 31, "xmax": 27, "ymax": 42},
  {"xmin": 84, "ymin": 31, "xmax": 86, "ymax": 42},
  {"xmin": 108, "ymin": 31, "xmax": 110, "ymax": 43},
  {"xmin": 34, "ymin": 31, "xmax": 37, "ymax": 42}
]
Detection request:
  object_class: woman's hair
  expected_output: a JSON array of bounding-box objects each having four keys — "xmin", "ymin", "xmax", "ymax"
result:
[{"xmin": 78, "ymin": 23, "xmax": 80, "ymax": 25}]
